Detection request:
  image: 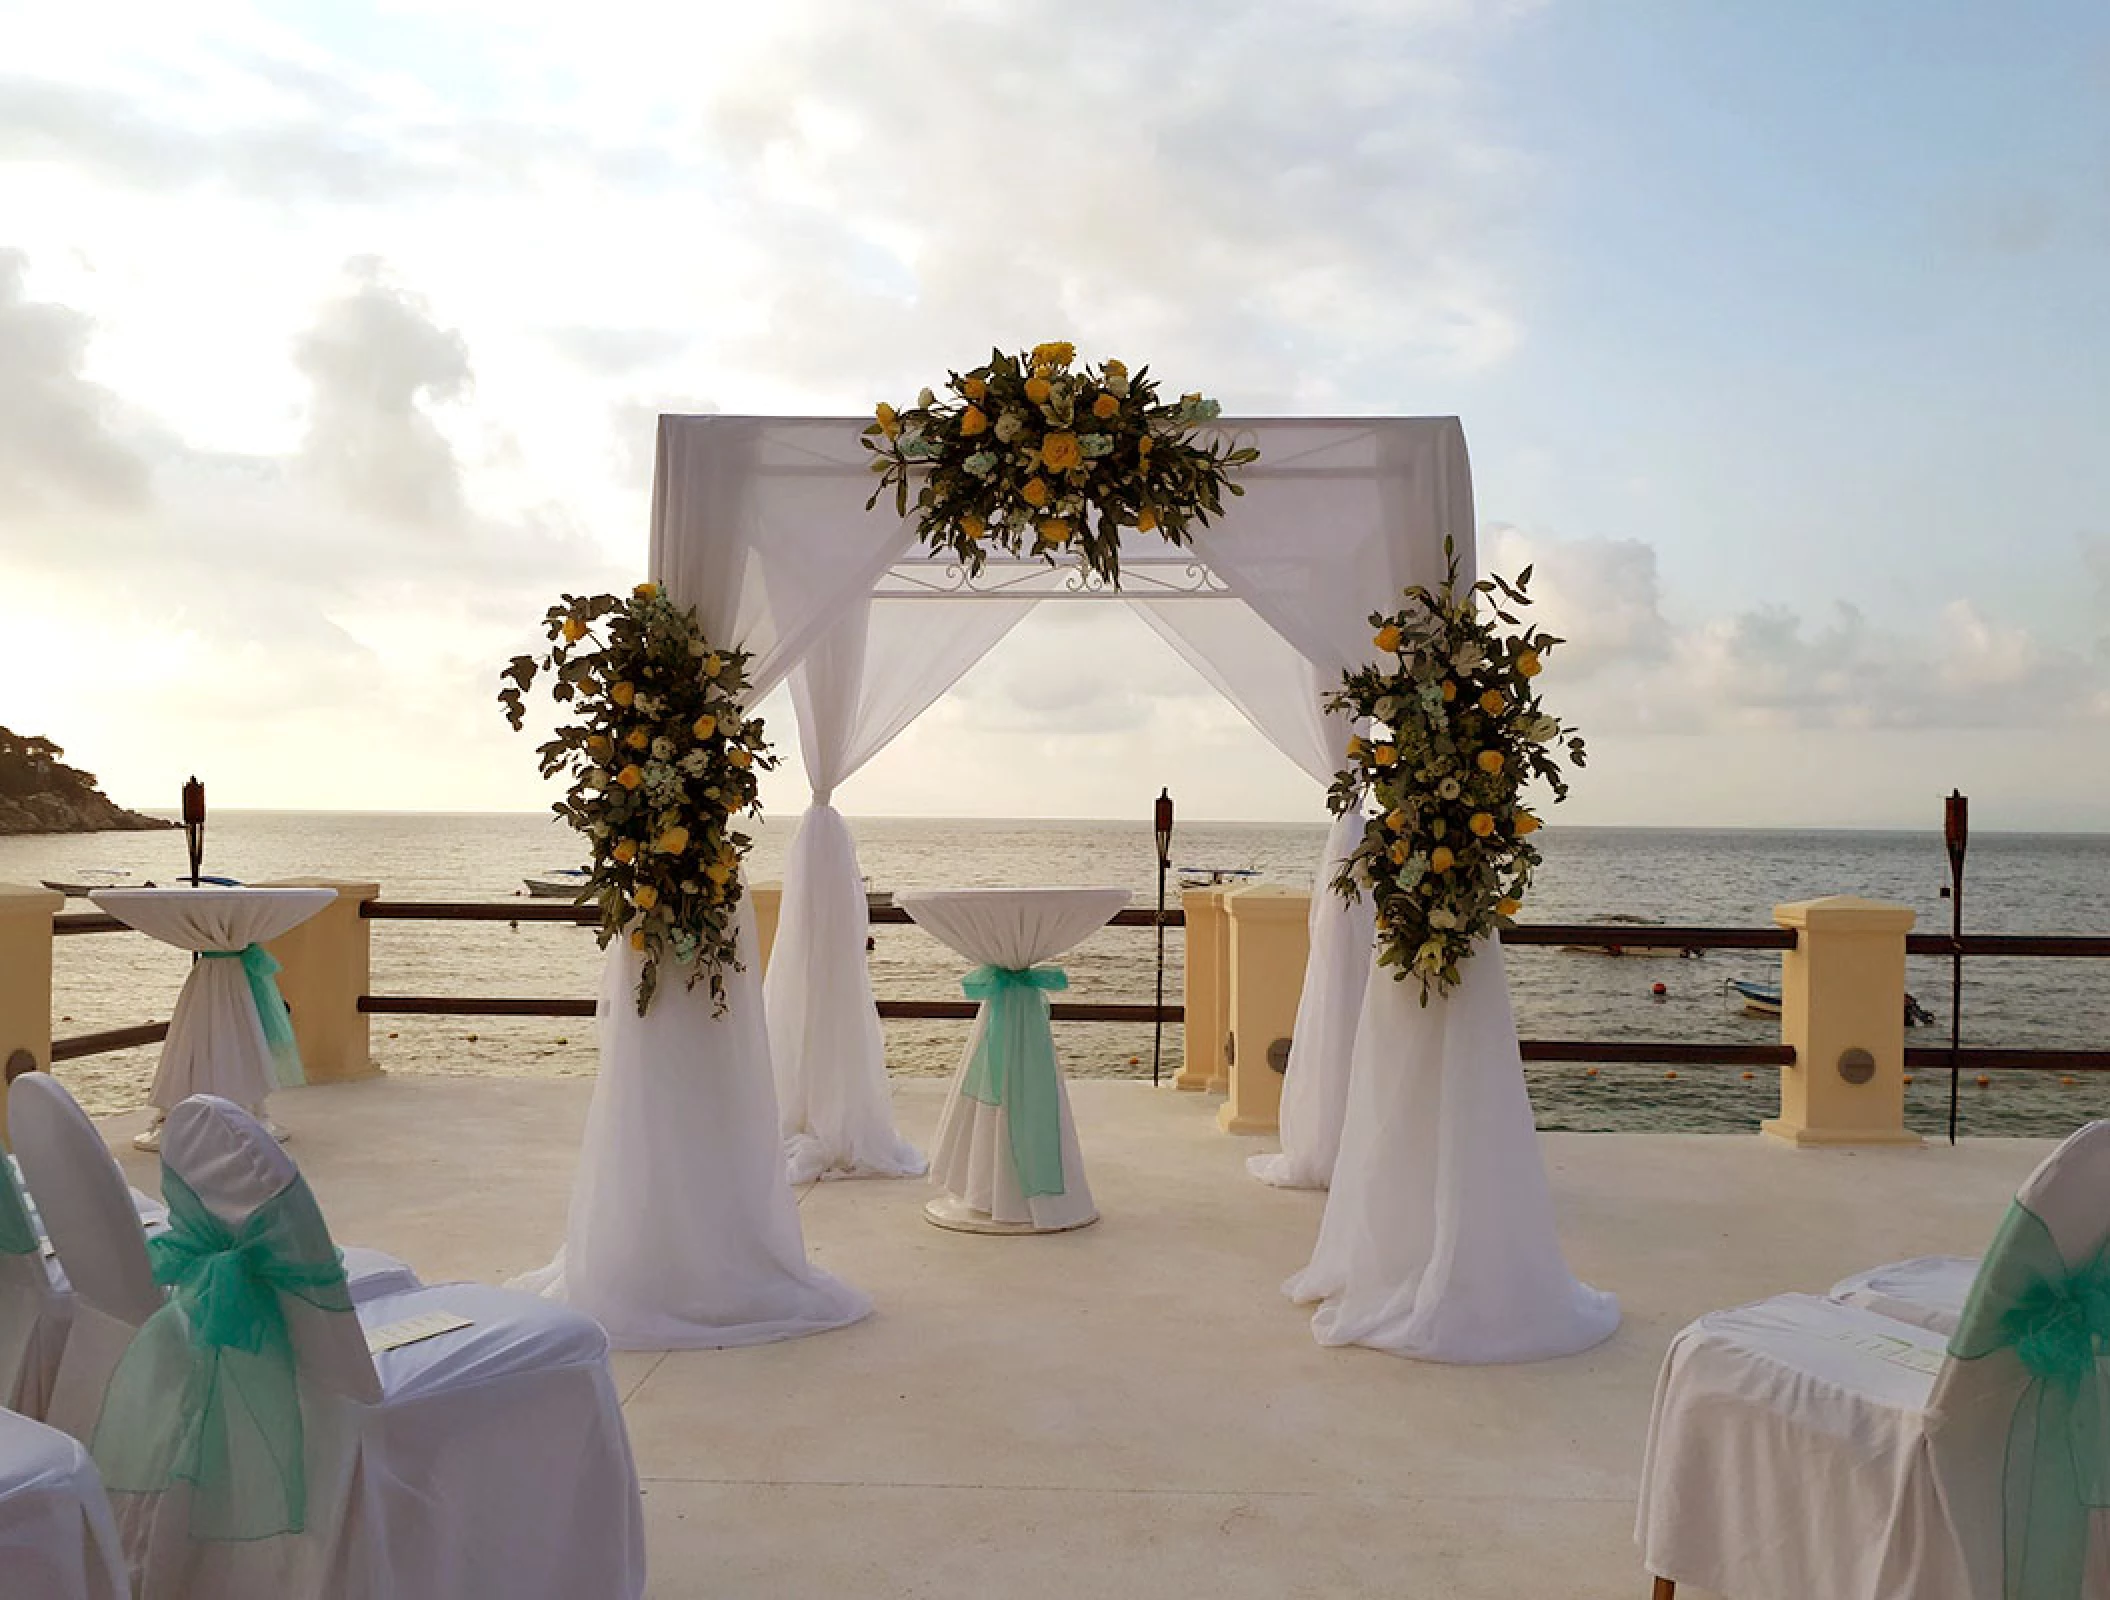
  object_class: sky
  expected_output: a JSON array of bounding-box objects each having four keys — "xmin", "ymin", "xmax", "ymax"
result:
[{"xmin": 1, "ymin": 0, "xmax": 2106, "ymax": 830}]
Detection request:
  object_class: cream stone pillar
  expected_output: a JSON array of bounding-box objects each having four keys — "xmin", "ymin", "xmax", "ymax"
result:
[
  {"xmin": 1176, "ymin": 888, "xmax": 1230, "ymax": 1093},
  {"xmin": 1219, "ymin": 886, "xmax": 1311, "ymax": 1136},
  {"xmin": 259, "ymin": 879, "xmax": 383, "ymax": 1086},
  {"xmin": 749, "ymin": 882, "xmax": 783, "ymax": 976},
  {"xmin": 1762, "ymin": 895, "xmax": 1920, "ymax": 1147},
  {"xmin": 0, "ymin": 883, "xmax": 64, "ymax": 1146}
]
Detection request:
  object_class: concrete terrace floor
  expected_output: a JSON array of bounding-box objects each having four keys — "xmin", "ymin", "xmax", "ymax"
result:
[{"xmin": 95, "ymin": 1076, "xmax": 2048, "ymax": 1600}]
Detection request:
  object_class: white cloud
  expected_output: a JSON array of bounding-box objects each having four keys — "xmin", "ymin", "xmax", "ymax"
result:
[{"xmin": 0, "ymin": 249, "xmax": 150, "ymax": 510}]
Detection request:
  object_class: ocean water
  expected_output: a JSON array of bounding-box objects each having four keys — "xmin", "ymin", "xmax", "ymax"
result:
[{"xmin": 10, "ymin": 812, "xmax": 2109, "ymax": 1138}]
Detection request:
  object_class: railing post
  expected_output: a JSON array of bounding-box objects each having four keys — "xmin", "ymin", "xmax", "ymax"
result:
[
  {"xmin": 1762, "ymin": 895, "xmax": 1920, "ymax": 1147},
  {"xmin": 0, "ymin": 883, "xmax": 64, "ymax": 1147},
  {"xmin": 1176, "ymin": 887, "xmax": 1229, "ymax": 1092},
  {"xmin": 1219, "ymin": 885, "xmax": 1310, "ymax": 1136},
  {"xmin": 748, "ymin": 881, "xmax": 783, "ymax": 976},
  {"xmin": 260, "ymin": 879, "xmax": 382, "ymax": 1085}
]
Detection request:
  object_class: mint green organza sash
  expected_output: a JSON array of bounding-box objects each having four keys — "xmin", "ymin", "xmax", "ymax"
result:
[
  {"xmin": 203, "ymin": 944, "xmax": 304, "ymax": 1087},
  {"xmin": 961, "ymin": 964, "xmax": 1068, "ymax": 1199},
  {"xmin": 92, "ymin": 1169, "xmax": 351, "ymax": 1540},
  {"xmin": 0, "ymin": 1159, "xmax": 36, "ymax": 1257},
  {"xmin": 1949, "ymin": 1198, "xmax": 2110, "ymax": 1600}
]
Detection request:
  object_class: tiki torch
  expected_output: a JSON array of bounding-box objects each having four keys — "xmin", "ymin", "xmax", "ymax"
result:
[
  {"xmin": 1152, "ymin": 788, "xmax": 1175, "ymax": 1087},
  {"xmin": 182, "ymin": 777, "xmax": 206, "ymax": 887},
  {"xmin": 1943, "ymin": 790, "xmax": 1967, "ymax": 1146}
]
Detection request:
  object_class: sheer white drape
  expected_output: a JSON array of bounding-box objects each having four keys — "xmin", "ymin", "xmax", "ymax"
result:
[
  {"xmin": 769, "ymin": 595, "xmax": 1034, "ymax": 1182},
  {"xmin": 517, "ymin": 417, "xmax": 908, "ymax": 1345},
  {"xmin": 1131, "ymin": 603, "xmax": 1372, "ymax": 1190}
]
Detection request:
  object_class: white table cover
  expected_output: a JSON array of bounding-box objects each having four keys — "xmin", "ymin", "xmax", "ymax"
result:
[
  {"xmin": 0, "ymin": 1408, "xmax": 128, "ymax": 1600},
  {"xmin": 1287, "ymin": 938, "xmax": 1619, "ymax": 1362},
  {"xmin": 901, "ymin": 888, "xmax": 1128, "ymax": 1232},
  {"xmin": 1829, "ymin": 1253, "xmax": 1978, "ymax": 1337},
  {"xmin": 91, "ymin": 887, "xmax": 337, "ymax": 1111}
]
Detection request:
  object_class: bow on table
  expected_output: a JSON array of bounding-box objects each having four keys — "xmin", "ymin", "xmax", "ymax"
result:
[
  {"xmin": 92, "ymin": 1170, "xmax": 351, "ymax": 1539},
  {"xmin": 1950, "ymin": 1200, "xmax": 2110, "ymax": 1600},
  {"xmin": 960, "ymin": 964, "xmax": 1069, "ymax": 1200},
  {"xmin": 202, "ymin": 943, "xmax": 305, "ymax": 1087}
]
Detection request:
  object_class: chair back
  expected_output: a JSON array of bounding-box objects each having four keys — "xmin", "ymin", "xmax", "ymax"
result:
[
  {"xmin": 6, "ymin": 1075, "xmax": 160, "ymax": 1327},
  {"xmin": 160, "ymin": 1096, "xmax": 382, "ymax": 1404},
  {"xmin": 0, "ymin": 1156, "xmax": 54, "ymax": 1409}
]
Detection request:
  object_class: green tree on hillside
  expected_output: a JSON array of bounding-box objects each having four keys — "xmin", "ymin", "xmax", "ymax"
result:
[{"xmin": 0, "ymin": 727, "xmax": 103, "ymax": 801}]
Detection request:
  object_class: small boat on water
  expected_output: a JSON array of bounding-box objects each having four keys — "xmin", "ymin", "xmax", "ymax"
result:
[
  {"xmin": 1178, "ymin": 866, "xmax": 1260, "ymax": 890},
  {"xmin": 1560, "ymin": 913, "xmax": 1664, "ymax": 956},
  {"xmin": 1728, "ymin": 977, "xmax": 1937, "ymax": 1028},
  {"xmin": 42, "ymin": 871, "xmax": 242, "ymax": 897},
  {"xmin": 523, "ymin": 869, "xmax": 593, "ymax": 898}
]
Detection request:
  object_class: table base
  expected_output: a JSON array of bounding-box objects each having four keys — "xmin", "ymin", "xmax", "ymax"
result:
[{"xmin": 922, "ymin": 1195, "xmax": 1099, "ymax": 1236}]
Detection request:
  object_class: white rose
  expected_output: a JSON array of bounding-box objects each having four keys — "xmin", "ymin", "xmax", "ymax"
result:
[
  {"xmin": 994, "ymin": 412, "xmax": 1024, "ymax": 443},
  {"xmin": 917, "ymin": 387, "xmax": 935, "ymax": 408}
]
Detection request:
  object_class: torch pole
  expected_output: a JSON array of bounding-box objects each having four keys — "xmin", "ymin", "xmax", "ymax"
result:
[
  {"xmin": 182, "ymin": 777, "xmax": 206, "ymax": 887},
  {"xmin": 1153, "ymin": 788, "xmax": 1174, "ymax": 1087},
  {"xmin": 1944, "ymin": 790, "xmax": 1968, "ymax": 1147}
]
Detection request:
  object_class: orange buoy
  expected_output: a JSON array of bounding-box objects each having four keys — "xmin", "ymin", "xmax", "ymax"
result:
[
  {"xmin": 1665, "ymin": 1070, "xmax": 1679, "ymax": 1080},
  {"xmin": 2062, "ymin": 1076, "xmax": 2078, "ymax": 1087},
  {"xmin": 1903, "ymin": 1073, "xmax": 1914, "ymax": 1084},
  {"xmin": 1584, "ymin": 1067, "xmax": 1599, "ymax": 1078},
  {"xmin": 467, "ymin": 1034, "xmax": 479, "ymax": 1043},
  {"xmin": 1651, "ymin": 982, "xmax": 1667, "ymax": 998},
  {"xmin": 1128, "ymin": 1055, "xmax": 1140, "ymax": 1065},
  {"xmin": 1975, "ymin": 1074, "xmax": 1991, "ymax": 1088},
  {"xmin": 387, "ymin": 1031, "xmax": 398, "ymax": 1040},
  {"xmin": 1741, "ymin": 1072, "xmax": 1754, "ymax": 1081}
]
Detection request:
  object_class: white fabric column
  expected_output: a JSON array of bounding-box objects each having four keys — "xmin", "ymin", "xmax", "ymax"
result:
[
  {"xmin": 769, "ymin": 594, "xmax": 1034, "ymax": 1183},
  {"xmin": 515, "ymin": 416, "xmax": 912, "ymax": 1346},
  {"xmin": 1131, "ymin": 602, "xmax": 1372, "ymax": 1190}
]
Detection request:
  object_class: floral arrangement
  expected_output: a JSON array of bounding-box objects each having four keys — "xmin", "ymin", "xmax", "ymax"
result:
[
  {"xmin": 498, "ymin": 583, "xmax": 776, "ymax": 1016},
  {"xmin": 864, "ymin": 341, "xmax": 1258, "ymax": 589},
  {"xmin": 1325, "ymin": 543, "xmax": 1586, "ymax": 1001}
]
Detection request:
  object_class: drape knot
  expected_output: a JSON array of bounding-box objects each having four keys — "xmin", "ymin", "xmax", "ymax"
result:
[
  {"xmin": 959, "ymin": 965, "xmax": 1069, "ymax": 1199},
  {"xmin": 202, "ymin": 943, "xmax": 305, "ymax": 1087}
]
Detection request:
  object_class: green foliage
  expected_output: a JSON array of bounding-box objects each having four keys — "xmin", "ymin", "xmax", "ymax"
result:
[
  {"xmin": 863, "ymin": 340, "xmax": 1258, "ymax": 589},
  {"xmin": 0, "ymin": 727, "xmax": 100, "ymax": 802},
  {"xmin": 498, "ymin": 585, "xmax": 777, "ymax": 1016}
]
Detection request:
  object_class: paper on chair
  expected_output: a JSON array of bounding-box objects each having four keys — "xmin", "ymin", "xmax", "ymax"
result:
[
  {"xmin": 365, "ymin": 1310, "xmax": 473, "ymax": 1354},
  {"xmin": 1828, "ymin": 1326, "xmax": 1945, "ymax": 1376}
]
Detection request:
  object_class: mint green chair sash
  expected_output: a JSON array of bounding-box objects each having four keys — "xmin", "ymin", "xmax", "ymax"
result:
[
  {"xmin": 0, "ymin": 1159, "xmax": 36, "ymax": 1257},
  {"xmin": 203, "ymin": 944, "xmax": 305, "ymax": 1087},
  {"xmin": 1948, "ymin": 1198, "xmax": 2110, "ymax": 1600},
  {"xmin": 92, "ymin": 1168, "xmax": 351, "ymax": 1540},
  {"xmin": 961, "ymin": 964, "xmax": 1068, "ymax": 1199}
]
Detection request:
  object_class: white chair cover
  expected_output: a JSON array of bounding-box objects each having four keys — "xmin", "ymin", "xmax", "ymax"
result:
[
  {"xmin": 1638, "ymin": 1119, "xmax": 2110, "ymax": 1600},
  {"xmin": 515, "ymin": 898, "xmax": 874, "ymax": 1348},
  {"xmin": 106, "ymin": 1095, "xmax": 646, "ymax": 1600},
  {"xmin": 6, "ymin": 1074, "xmax": 418, "ymax": 1444},
  {"xmin": 904, "ymin": 888, "xmax": 1128, "ymax": 1232},
  {"xmin": 1287, "ymin": 939, "xmax": 1619, "ymax": 1362},
  {"xmin": 90, "ymin": 887, "xmax": 337, "ymax": 1111},
  {"xmin": 0, "ymin": 1409, "xmax": 128, "ymax": 1600},
  {"xmin": 1829, "ymin": 1253, "xmax": 1979, "ymax": 1337}
]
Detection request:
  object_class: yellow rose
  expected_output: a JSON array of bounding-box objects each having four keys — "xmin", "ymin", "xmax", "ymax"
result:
[
  {"xmin": 612, "ymin": 839, "xmax": 637, "ymax": 864},
  {"xmin": 728, "ymin": 747, "xmax": 752, "ymax": 768},
  {"xmin": 960, "ymin": 405, "xmax": 989, "ymax": 437},
  {"xmin": 691, "ymin": 713, "xmax": 716, "ymax": 740},
  {"xmin": 1517, "ymin": 651, "xmax": 1542, "ymax": 678},
  {"xmin": 1041, "ymin": 431, "xmax": 1082, "ymax": 471},
  {"xmin": 614, "ymin": 764, "xmax": 643, "ymax": 790},
  {"xmin": 610, "ymin": 681, "xmax": 634, "ymax": 706},
  {"xmin": 1136, "ymin": 506, "xmax": 1158, "ymax": 533},
  {"xmin": 656, "ymin": 825, "xmax": 689, "ymax": 855},
  {"xmin": 1031, "ymin": 340, "xmax": 1076, "ymax": 368},
  {"xmin": 1388, "ymin": 842, "xmax": 1409, "ymax": 865},
  {"xmin": 1480, "ymin": 690, "xmax": 1505, "ymax": 715},
  {"xmin": 1441, "ymin": 681, "xmax": 1457, "ymax": 702},
  {"xmin": 1038, "ymin": 518, "xmax": 1072, "ymax": 546},
  {"xmin": 625, "ymin": 728, "xmax": 649, "ymax": 750},
  {"xmin": 875, "ymin": 401, "xmax": 900, "ymax": 439},
  {"xmin": 1374, "ymin": 624, "xmax": 1402, "ymax": 653},
  {"xmin": 633, "ymin": 582, "xmax": 657, "ymax": 600},
  {"xmin": 633, "ymin": 884, "xmax": 658, "ymax": 911},
  {"xmin": 629, "ymin": 929, "xmax": 647, "ymax": 951},
  {"xmin": 706, "ymin": 863, "xmax": 732, "ymax": 886},
  {"xmin": 1515, "ymin": 812, "xmax": 1541, "ymax": 835},
  {"xmin": 1386, "ymin": 808, "xmax": 1408, "ymax": 832},
  {"xmin": 703, "ymin": 654, "xmax": 723, "ymax": 678},
  {"xmin": 962, "ymin": 376, "xmax": 988, "ymax": 401},
  {"xmin": 1021, "ymin": 476, "xmax": 1051, "ymax": 507},
  {"xmin": 562, "ymin": 617, "xmax": 587, "ymax": 642},
  {"xmin": 1346, "ymin": 735, "xmax": 1367, "ymax": 759},
  {"xmin": 1024, "ymin": 375, "xmax": 1053, "ymax": 404},
  {"xmin": 960, "ymin": 514, "xmax": 987, "ymax": 541},
  {"xmin": 1373, "ymin": 744, "xmax": 1398, "ymax": 767},
  {"xmin": 1430, "ymin": 846, "xmax": 1455, "ymax": 873},
  {"xmin": 1136, "ymin": 434, "xmax": 1153, "ymax": 456},
  {"xmin": 1477, "ymin": 750, "xmax": 1505, "ymax": 774},
  {"xmin": 1469, "ymin": 813, "xmax": 1495, "ymax": 837},
  {"xmin": 1496, "ymin": 897, "xmax": 1522, "ymax": 918},
  {"xmin": 1092, "ymin": 392, "xmax": 1119, "ymax": 420}
]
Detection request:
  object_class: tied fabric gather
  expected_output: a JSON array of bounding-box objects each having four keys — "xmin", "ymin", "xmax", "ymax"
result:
[
  {"xmin": 1948, "ymin": 1199, "xmax": 2110, "ymax": 1600},
  {"xmin": 91, "ymin": 1170, "xmax": 352, "ymax": 1540},
  {"xmin": 202, "ymin": 943, "xmax": 305, "ymax": 1088},
  {"xmin": 960, "ymin": 964, "xmax": 1069, "ymax": 1199}
]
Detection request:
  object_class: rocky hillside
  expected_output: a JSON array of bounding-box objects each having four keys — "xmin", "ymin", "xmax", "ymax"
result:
[{"xmin": 0, "ymin": 727, "xmax": 177, "ymax": 836}]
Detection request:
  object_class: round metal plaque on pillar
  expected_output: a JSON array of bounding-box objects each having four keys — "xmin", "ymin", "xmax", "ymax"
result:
[
  {"xmin": 1267, "ymin": 1037, "xmax": 1292, "ymax": 1074},
  {"xmin": 4, "ymin": 1048, "xmax": 36, "ymax": 1083},
  {"xmin": 1837, "ymin": 1047, "xmax": 1875, "ymax": 1085}
]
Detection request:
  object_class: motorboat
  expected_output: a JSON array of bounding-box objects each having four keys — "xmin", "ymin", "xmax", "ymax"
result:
[
  {"xmin": 1728, "ymin": 977, "xmax": 1936, "ymax": 1028},
  {"xmin": 1560, "ymin": 913, "xmax": 1664, "ymax": 956},
  {"xmin": 42, "ymin": 871, "xmax": 241, "ymax": 897},
  {"xmin": 1177, "ymin": 866, "xmax": 1260, "ymax": 890},
  {"xmin": 523, "ymin": 868, "xmax": 593, "ymax": 898}
]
